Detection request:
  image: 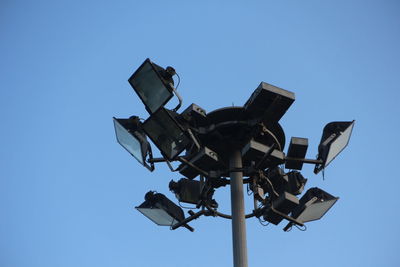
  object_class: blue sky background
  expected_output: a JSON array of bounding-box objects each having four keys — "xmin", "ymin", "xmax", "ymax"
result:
[{"xmin": 1, "ymin": 1, "xmax": 400, "ymax": 266}]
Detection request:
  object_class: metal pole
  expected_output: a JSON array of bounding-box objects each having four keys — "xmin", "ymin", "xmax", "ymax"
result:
[{"xmin": 229, "ymin": 150, "xmax": 248, "ymax": 267}]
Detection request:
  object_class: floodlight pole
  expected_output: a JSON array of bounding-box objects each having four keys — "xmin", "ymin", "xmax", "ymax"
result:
[{"xmin": 230, "ymin": 150, "xmax": 248, "ymax": 267}]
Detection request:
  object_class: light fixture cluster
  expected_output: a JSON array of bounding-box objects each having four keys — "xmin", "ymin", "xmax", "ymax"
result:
[{"xmin": 113, "ymin": 58, "xmax": 355, "ymax": 232}]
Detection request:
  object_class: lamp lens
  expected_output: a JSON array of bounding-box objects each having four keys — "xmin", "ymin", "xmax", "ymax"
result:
[
  {"xmin": 325, "ymin": 121, "xmax": 355, "ymax": 167},
  {"xmin": 129, "ymin": 60, "xmax": 173, "ymax": 114},
  {"xmin": 136, "ymin": 207, "xmax": 177, "ymax": 226},
  {"xmin": 296, "ymin": 199, "xmax": 338, "ymax": 223},
  {"xmin": 114, "ymin": 119, "xmax": 144, "ymax": 164}
]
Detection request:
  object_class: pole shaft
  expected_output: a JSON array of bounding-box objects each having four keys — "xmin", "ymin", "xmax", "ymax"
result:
[{"xmin": 229, "ymin": 150, "xmax": 248, "ymax": 267}]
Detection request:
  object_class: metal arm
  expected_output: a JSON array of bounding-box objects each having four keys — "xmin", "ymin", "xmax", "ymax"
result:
[
  {"xmin": 285, "ymin": 157, "xmax": 323, "ymax": 165},
  {"xmin": 177, "ymin": 157, "xmax": 211, "ymax": 178},
  {"xmin": 255, "ymin": 143, "xmax": 276, "ymax": 169},
  {"xmin": 171, "ymin": 209, "xmax": 210, "ymax": 231}
]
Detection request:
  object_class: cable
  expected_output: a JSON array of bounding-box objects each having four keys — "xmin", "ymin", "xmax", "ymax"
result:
[
  {"xmin": 260, "ymin": 171, "xmax": 280, "ymax": 198},
  {"xmin": 265, "ymin": 177, "xmax": 280, "ymax": 198},
  {"xmin": 246, "ymin": 183, "xmax": 253, "ymax": 196},
  {"xmin": 169, "ymin": 219, "xmax": 178, "ymax": 230},
  {"xmin": 295, "ymin": 224, "xmax": 307, "ymax": 231},
  {"xmin": 258, "ymin": 217, "xmax": 270, "ymax": 226},
  {"xmin": 256, "ymin": 201, "xmax": 269, "ymax": 226},
  {"xmin": 175, "ymin": 72, "xmax": 181, "ymax": 90}
]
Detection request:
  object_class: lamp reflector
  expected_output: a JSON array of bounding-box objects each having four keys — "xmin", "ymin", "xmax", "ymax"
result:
[{"xmin": 128, "ymin": 58, "xmax": 174, "ymax": 114}]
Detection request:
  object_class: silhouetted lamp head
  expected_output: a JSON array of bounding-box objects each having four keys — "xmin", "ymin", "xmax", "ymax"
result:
[
  {"xmin": 136, "ymin": 191, "xmax": 185, "ymax": 226},
  {"xmin": 128, "ymin": 58, "xmax": 175, "ymax": 114},
  {"xmin": 169, "ymin": 178, "xmax": 203, "ymax": 205},
  {"xmin": 283, "ymin": 187, "xmax": 339, "ymax": 231},
  {"xmin": 113, "ymin": 116, "xmax": 154, "ymax": 171},
  {"xmin": 314, "ymin": 120, "xmax": 355, "ymax": 174},
  {"xmin": 142, "ymin": 108, "xmax": 191, "ymax": 160},
  {"xmin": 244, "ymin": 82, "xmax": 295, "ymax": 123}
]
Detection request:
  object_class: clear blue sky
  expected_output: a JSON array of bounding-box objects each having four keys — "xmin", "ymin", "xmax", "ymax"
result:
[{"xmin": 1, "ymin": 1, "xmax": 399, "ymax": 266}]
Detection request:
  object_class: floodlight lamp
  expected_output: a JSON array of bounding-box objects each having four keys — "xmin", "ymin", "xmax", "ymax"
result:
[
  {"xmin": 314, "ymin": 120, "xmax": 355, "ymax": 174},
  {"xmin": 178, "ymin": 147, "xmax": 220, "ymax": 179},
  {"xmin": 169, "ymin": 178, "xmax": 203, "ymax": 205},
  {"xmin": 286, "ymin": 171, "xmax": 307, "ymax": 196},
  {"xmin": 244, "ymin": 82, "xmax": 295, "ymax": 123},
  {"xmin": 142, "ymin": 108, "xmax": 192, "ymax": 161},
  {"xmin": 241, "ymin": 139, "xmax": 285, "ymax": 170},
  {"xmin": 285, "ymin": 137, "xmax": 308, "ymax": 170},
  {"xmin": 128, "ymin": 58, "xmax": 175, "ymax": 114},
  {"xmin": 263, "ymin": 167, "xmax": 288, "ymax": 197},
  {"xmin": 283, "ymin": 187, "xmax": 338, "ymax": 231},
  {"xmin": 136, "ymin": 191, "xmax": 185, "ymax": 226},
  {"xmin": 262, "ymin": 168, "xmax": 307, "ymax": 196},
  {"xmin": 262, "ymin": 192, "xmax": 299, "ymax": 225},
  {"xmin": 180, "ymin": 103, "xmax": 207, "ymax": 126},
  {"xmin": 113, "ymin": 117, "xmax": 154, "ymax": 171}
]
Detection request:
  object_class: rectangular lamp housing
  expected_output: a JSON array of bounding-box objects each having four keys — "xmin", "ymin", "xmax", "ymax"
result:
[
  {"xmin": 244, "ymin": 82, "xmax": 295, "ymax": 123},
  {"xmin": 263, "ymin": 192, "xmax": 299, "ymax": 225},
  {"xmin": 291, "ymin": 187, "xmax": 339, "ymax": 223},
  {"xmin": 180, "ymin": 103, "xmax": 208, "ymax": 126},
  {"xmin": 241, "ymin": 139, "xmax": 285, "ymax": 169},
  {"xmin": 179, "ymin": 147, "xmax": 220, "ymax": 179},
  {"xmin": 172, "ymin": 179, "xmax": 203, "ymax": 204},
  {"xmin": 142, "ymin": 108, "xmax": 191, "ymax": 161},
  {"xmin": 315, "ymin": 120, "xmax": 355, "ymax": 173},
  {"xmin": 136, "ymin": 192, "xmax": 184, "ymax": 226},
  {"xmin": 113, "ymin": 117, "xmax": 153, "ymax": 171},
  {"xmin": 285, "ymin": 137, "xmax": 308, "ymax": 170},
  {"xmin": 128, "ymin": 58, "xmax": 174, "ymax": 114}
]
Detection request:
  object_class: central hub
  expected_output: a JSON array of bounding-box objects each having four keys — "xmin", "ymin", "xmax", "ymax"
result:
[{"xmin": 183, "ymin": 106, "xmax": 286, "ymax": 177}]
